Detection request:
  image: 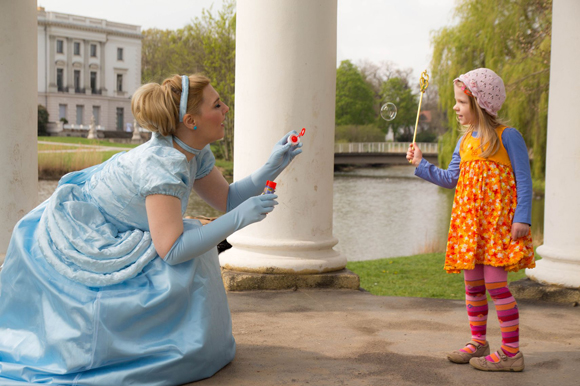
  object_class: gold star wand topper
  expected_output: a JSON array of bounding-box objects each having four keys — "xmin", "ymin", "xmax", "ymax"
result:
[{"xmin": 410, "ymin": 70, "xmax": 430, "ymax": 161}]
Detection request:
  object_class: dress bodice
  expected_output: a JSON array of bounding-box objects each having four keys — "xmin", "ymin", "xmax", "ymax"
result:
[{"xmin": 36, "ymin": 132, "xmax": 216, "ymax": 287}]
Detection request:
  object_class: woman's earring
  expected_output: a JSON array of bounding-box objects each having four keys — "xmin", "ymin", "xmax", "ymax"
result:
[{"xmin": 193, "ymin": 126, "xmax": 197, "ymax": 130}]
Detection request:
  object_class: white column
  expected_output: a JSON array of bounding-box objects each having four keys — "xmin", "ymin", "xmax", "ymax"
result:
[
  {"xmin": 0, "ymin": 0, "xmax": 38, "ymax": 262},
  {"xmin": 67, "ymin": 38, "xmax": 73, "ymax": 93},
  {"xmin": 528, "ymin": 0, "xmax": 580, "ymax": 288},
  {"xmin": 220, "ymin": 0, "xmax": 345, "ymax": 274},
  {"xmin": 48, "ymin": 35, "xmax": 57, "ymax": 92}
]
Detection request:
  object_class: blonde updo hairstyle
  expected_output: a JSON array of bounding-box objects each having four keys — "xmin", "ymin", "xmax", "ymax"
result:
[{"xmin": 131, "ymin": 74, "xmax": 210, "ymax": 136}]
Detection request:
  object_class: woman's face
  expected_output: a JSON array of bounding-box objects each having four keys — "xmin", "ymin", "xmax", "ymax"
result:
[
  {"xmin": 453, "ymin": 83, "xmax": 475, "ymax": 126},
  {"xmin": 193, "ymin": 85, "xmax": 229, "ymax": 142}
]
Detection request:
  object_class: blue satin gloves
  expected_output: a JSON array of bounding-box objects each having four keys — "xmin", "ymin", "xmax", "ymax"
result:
[
  {"xmin": 164, "ymin": 194, "xmax": 278, "ymax": 265},
  {"xmin": 227, "ymin": 131, "xmax": 303, "ymax": 212},
  {"xmin": 254, "ymin": 130, "xmax": 303, "ymax": 185}
]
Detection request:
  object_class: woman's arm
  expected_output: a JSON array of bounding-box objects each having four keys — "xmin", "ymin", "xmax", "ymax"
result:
[
  {"xmin": 192, "ymin": 166, "xmax": 230, "ymax": 212},
  {"xmin": 146, "ymin": 191, "xmax": 278, "ymax": 265},
  {"xmin": 145, "ymin": 194, "xmax": 184, "ymax": 258}
]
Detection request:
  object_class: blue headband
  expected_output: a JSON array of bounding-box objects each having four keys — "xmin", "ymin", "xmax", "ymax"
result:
[{"xmin": 179, "ymin": 75, "xmax": 189, "ymax": 122}]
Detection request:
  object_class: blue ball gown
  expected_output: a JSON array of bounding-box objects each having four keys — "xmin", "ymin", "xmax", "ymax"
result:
[{"xmin": 0, "ymin": 133, "xmax": 235, "ymax": 385}]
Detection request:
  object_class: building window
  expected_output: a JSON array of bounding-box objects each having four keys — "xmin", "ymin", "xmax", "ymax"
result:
[
  {"xmin": 90, "ymin": 44, "xmax": 97, "ymax": 57},
  {"xmin": 117, "ymin": 47, "xmax": 123, "ymax": 61},
  {"xmin": 74, "ymin": 70, "xmax": 81, "ymax": 93},
  {"xmin": 74, "ymin": 42, "xmax": 80, "ymax": 56},
  {"xmin": 76, "ymin": 105, "xmax": 84, "ymax": 125},
  {"xmin": 116, "ymin": 107, "xmax": 124, "ymax": 131},
  {"xmin": 56, "ymin": 68, "xmax": 64, "ymax": 91},
  {"xmin": 92, "ymin": 106, "xmax": 100, "ymax": 126},
  {"xmin": 59, "ymin": 104, "xmax": 67, "ymax": 121},
  {"xmin": 56, "ymin": 39, "xmax": 63, "ymax": 54},
  {"xmin": 117, "ymin": 74, "xmax": 123, "ymax": 92},
  {"xmin": 90, "ymin": 72, "xmax": 97, "ymax": 94}
]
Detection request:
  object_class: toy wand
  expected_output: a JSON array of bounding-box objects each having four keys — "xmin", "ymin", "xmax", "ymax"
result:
[{"xmin": 410, "ymin": 70, "xmax": 430, "ymax": 161}]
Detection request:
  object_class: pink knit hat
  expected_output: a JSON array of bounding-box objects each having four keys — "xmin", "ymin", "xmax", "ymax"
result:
[{"xmin": 454, "ymin": 68, "xmax": 506, "ymax": 117}]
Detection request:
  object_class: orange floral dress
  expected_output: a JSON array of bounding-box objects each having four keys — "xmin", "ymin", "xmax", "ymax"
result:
[{"xmin": 444, "ymin": 126, "xmax": 535, "ymax": 273}]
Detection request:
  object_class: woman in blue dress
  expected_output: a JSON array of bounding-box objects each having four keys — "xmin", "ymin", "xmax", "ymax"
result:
[{"xmin": 0, "ymin": 74, "xmax": 302, "ymax": 385}]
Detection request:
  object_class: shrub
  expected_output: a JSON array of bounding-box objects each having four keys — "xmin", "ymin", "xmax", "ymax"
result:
[
  {"xmin": 38, "ymin": 104, "xmax": 49, "ymax": 135},
  {"xmin": 335, "ymin": 124, "xmax": 385, "ymax": 143}
]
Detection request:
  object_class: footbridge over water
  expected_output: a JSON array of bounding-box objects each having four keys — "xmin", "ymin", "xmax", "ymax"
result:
[{"xmin": 334, "ymin": 142, "xmax": 439, "ymax": 165}]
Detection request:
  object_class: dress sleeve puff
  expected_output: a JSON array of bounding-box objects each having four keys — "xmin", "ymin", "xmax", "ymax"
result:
[
  {"xmin": 135, "ymin": 146, "xmax": 190, "ymax": 198},
  {"xmin": 194, "ymin": 144, "xmax": 216, "ymax": 180}
]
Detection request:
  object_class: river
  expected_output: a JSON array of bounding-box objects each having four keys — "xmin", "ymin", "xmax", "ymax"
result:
[{"xmin": 38, "ymin": 166, "xmax": 544, "ymax": 262}]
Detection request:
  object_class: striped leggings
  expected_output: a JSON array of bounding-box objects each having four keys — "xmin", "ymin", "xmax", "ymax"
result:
[{"xmin": 463, "ymin": 264, "xmax": 520, "ymax": 356}]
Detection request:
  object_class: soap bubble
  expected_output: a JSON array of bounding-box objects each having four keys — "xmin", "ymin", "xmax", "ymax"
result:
[{"xmin": 380, "ymin": 102, "xmax": 397, "ymax": 121}]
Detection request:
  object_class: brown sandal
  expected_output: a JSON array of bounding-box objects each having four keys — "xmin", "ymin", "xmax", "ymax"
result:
[{"xmin": 447, "ymin": 340, "xmax": 490, "ymax": 364}]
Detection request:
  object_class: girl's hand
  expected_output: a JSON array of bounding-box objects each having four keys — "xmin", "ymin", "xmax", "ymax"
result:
[
  {"xmin": 406, "ymin": 143, "xmax": 423, "ymax": 167},
  {"xmin": 511, "ymin": 222, "xmax": 530, "ymax": 240}
]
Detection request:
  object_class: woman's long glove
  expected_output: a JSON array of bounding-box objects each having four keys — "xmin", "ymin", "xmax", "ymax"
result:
[
  {"xmin": 163, "ymin": 194, "xmax": 278, "ymax": 265},
  {"xmin": 227, "ymin": 131, "xmax": 303, "ymax": 212}
]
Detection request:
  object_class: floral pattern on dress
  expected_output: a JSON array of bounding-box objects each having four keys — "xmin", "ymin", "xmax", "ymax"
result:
[{"xmin": 444, "ymin": 160, "xmax": 535, "ymax": 273}]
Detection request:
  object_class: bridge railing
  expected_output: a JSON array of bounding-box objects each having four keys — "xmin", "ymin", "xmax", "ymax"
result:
[{"xmin": 334, "ymin": 142, "xmax": 438, "ymax": 154}]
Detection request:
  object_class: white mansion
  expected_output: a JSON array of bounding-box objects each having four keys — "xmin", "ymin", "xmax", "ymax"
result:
[{"xmin": 37, "ymin": 7, "xmax": 142, "ymax": 132}]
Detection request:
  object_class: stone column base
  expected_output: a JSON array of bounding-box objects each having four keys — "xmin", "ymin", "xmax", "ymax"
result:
[
  {"xmin": 221, "ymin": 268, "xmax": 360, "ymax": 291},
  {"xmin": 510, "ymin": 278, "xmax": 580, "ymax": 305}
]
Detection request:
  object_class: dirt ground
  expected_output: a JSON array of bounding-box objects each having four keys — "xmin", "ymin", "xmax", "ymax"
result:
[{"xmin": 186, "ymin": 289, "xmax": 580, "ymax": 386}]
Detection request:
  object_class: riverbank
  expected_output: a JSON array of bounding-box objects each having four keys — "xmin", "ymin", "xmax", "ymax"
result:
[
  {"xmin": 37, "ymin": 137, "xmax": 233, "ymax": 180},
  {"xmin": 347, "ymin": 253, "xmax": 534, "ymax": 299}
]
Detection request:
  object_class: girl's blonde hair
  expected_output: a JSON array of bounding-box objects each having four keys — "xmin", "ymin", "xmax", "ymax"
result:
[
  {"xmin": 457, "ymin": 81, "xmax": 507, "ymax": 158},
  {"xmin": 131, "ymin": 74, "xmax": 210, "ymax": 136}
]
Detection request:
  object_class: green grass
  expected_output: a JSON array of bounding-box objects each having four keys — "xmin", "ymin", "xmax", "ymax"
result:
[
  {"xmin": 347, "ymin": 253, "xmax": 532, "ymax": 300},
  {"xmin": 38, "ymin": 136, "xmax": 138, "ymax": 148},
  {"xmin": 215, "ymin": 159, "xmax": 233, "ymax": 177},
  {"xmin": 532, "ymin": 178, "xmax": 545, "ymax": 196},
  {"xmin": 38, "ymin": 143, "xmax": 82, "ymax": 151}
]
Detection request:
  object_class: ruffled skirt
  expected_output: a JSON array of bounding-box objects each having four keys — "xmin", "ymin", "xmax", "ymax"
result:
[
  {"xmin": 445, "ymin": 160, "xmax": 535, "ymax": 273},
  {"xmin": 0, "ymin": 163, "xmax": 235, "ymax": 385}
]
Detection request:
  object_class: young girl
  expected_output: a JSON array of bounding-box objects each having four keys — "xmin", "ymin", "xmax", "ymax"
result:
[
  {"xmin": 407, "ymin": 68, "xmax": 534, "ymax": 372},
  {"xmin": 0, "ymin": 74, "xmax": 302, "ymax": 385}
]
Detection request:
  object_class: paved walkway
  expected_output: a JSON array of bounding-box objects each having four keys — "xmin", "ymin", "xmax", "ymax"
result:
[{"xmin": 188, "ymin": 289, "xmax": 580, "ymax": 385}]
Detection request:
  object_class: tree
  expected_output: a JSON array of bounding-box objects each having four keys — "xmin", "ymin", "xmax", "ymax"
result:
[
  {"xmin": 38, "ymin": 104, "xmax": 49, "ymax": 136},
  {"xmin": 335, "ymin": 60, "xmax": 376, "ymax": 126},
  {"xmin": 141, "ymin": 29, "xmax": 175, "ymax": 84},
  {"xmin": 189, "ymin": 1, "xmax": 236, "ymax": 161},
  {"xmin": 431, "ymin": 0, "xmax": 551, "ymax": 179},
  {"xmin": 141, "ymin": 1, "xmax": 236, "ymax": 160},
  {"xmin": 378, "ymin": 77, "xmax": 418, "ymax": 140}
]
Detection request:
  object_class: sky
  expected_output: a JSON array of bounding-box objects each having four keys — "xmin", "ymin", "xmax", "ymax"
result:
[{"xmin": 37, "ymin": 0, "xmax": 457, "ymax": 84}]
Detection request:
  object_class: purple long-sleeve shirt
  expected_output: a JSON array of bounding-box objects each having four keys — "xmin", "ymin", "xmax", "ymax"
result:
[{"xmin": 415, "ymin": 128, "xmax": 533, "ymax": 225}]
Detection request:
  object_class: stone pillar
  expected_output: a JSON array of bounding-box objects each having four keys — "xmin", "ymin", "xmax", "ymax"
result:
[
  {"xmin": 0, "ymin": 0, "xmax": 38, "ymax": 263},
  {"xmin": 48, "ymin": 35, "xmax": 57, "ymax": 92},
  {"xmin": 100, "ymin": 41, "xmax": 107, "ymax": 95},
  {"xmin": 220, "ymin": 0, "xmax": 349, "ymax": 281},
  {"xmin": 527, "ymin": 0, "xmax": 580, "ymax": 288},
  {"xmin": 84, "ymin": 40, "xmax": 91, "ymax": 95},
  {"xmin": 67, "ymin": 38, "xmax": 75, "ymax": 94}
]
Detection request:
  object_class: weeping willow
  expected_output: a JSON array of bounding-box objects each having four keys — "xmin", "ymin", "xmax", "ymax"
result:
[{"xmin": 431, "ymin": 0, "xmax": 551, "ymax": 180}]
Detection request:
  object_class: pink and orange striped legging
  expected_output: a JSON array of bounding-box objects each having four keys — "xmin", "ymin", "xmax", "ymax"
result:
[{"xmin": 463, "ymin": 264, "xmax": 520, "ymax": 357}]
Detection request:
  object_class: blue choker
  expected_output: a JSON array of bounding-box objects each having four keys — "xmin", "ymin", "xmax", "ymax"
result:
[{"xmin": 173, "ymin": 136, "xmax": 202, "ymax": 155}]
